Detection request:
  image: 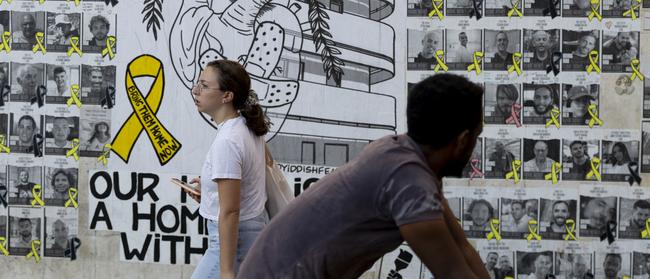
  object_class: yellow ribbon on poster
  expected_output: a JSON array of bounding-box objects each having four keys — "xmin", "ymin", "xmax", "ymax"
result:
[
  {"xmin": 622, "ymin": 276, "xmax": 631, "ymax": 279},
  {"xmin": 64, "ymin": 188, "xmax": 78, "ymax": 208},
  {"xmin": 486, "ymin": 219, "xmax": 502, "ymax": 241},
  {"xmin": 544, "ymin": 162, "xmax": 561, "ymax": 184},
  {"xmin": 67, "ymin": 84, "xmax": 82, "ymax": 108},
  {"xmin": 586, "ymin": 156, "xmax": 601, "ymax": 181},
  {"xmin": 66, "ymin": 138, "xmax": 80, "ymax": 161},
  {"xmin": 587, "ymin": 104, "xmax": 603, "ymax": 127},
  {"xmin": 588, "ymin": 0, "xmax": 602, "ymax": 21},
  {"xmin": 564, "ymin": 219, "xmax": 577, "ymax": 240},
  {"xmin": 112, "ymin": 55, "xmax": 182, "ymax": 166},
  {"xmin": 508, "ymin": 52, "xmax": 522, "ymax": 75},
  {"xmin": 66, "ymin": 36, "xmax": 82, "ymax": 57},
  {"xmin": 25, "ymin": 240, "xmax": 40, "ymax": 263},
  {"xmin": 0, "ymin": 0, "xmax": 12, "ymax": 4},
  {"xmin": 0, "ymin": 237, "xmax": 8, "ymax": 256},
  {"xmin": 38, "ymin": 0, "xmax": 45, "ymax": 3},
  {"xmin": 102, "ymin": 36, "xmax": 117, "ymax": 60},
  {"xmin": 0, "ymin": 31, "xmax": 10, "ymax": 53},
  {"xmin": 467, "ymin": 52, "xmax": 483, "ymax": 75},
  {"xmin": 622, "ymin": 0, "xmax": 640, "ymax": 19},
  {"xmin": 630, "ymin": 59, "xmax": 644, "ymax": 81},
  {"xmin": 526, "ymin": 220, "xmax": 542, "ymax": 242},
  {"xmin": 31, "ymin": 184, "xmax": 44, "ymax": 207},
  {"xmin": 32, "ymin": 32, "xmax": 46, "ymax": 54},
  {"xmin": 545, "ymin": 107, "xmax": 561, "ymax": 129},
  {"xmin": 428, "ymin": 0, "xmax": 444, "ymax": 20},
  {"xmin": 0, "ymin": 135, "xmax": 10, "ymax": 153},
  {"xmin": 434, "ymin": 50, "xmax": 448, "ymax": 73},
  {"xmin": 586, "ymin": 50, "xmax": 600, "ymax": 74},
  {"xmin": 505, "ymin": 160, "xmax": 521, "ymax": 183},
  {"xmin": 67, "ymin": 0, "xmax": 80, "ymax": 6},
  {"xmin": 97, "ymin": 144, "xmax": 112, "ymax": 165},
  {"xmin": 641, "ymin": 218, "xmax": 650, "ymax": 239},
  {"xmin": 507, "ymin": 0, "xmax": 523, "ymax": 17}
]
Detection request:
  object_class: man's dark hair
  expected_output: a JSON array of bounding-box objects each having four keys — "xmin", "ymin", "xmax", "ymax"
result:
[
  {"xmin": 633, "ymin": 200, "xmax": 650, "ymax": 211},
  {"xmin": 510, "ymin": 200, "xmax": 525, "ymax": 209},
  {"xmin": 570, "ymin": 141, "xmax": 587, "ymax": 149},
  {"xmin": 53, "ymin": 66, "xmax": 66, "ymax": 76},
  {"xmin": 407, "ymin": 74, "xmax": 483, "ymax": 149},
  {"xmin": 604, "ymin": 253, "xmax": 622, "ymax": 263},
  {"xmin": 18, "ymin": 218, "xmax": 31, "ymax": 224}
]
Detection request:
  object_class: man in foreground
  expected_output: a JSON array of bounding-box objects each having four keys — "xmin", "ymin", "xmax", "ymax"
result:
[{"xmin": 238, "ymin": 74, "xmax": 488, "ymax": 278}]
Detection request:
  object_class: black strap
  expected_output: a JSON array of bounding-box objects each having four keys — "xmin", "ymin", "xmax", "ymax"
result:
[
  {"xmin": 599, "ymin": 221, "xmax": 617, "ymax": 244},
  {"xmin": 470, "ymin": 0, "xmax": 483, "ymax": 19},
  {"xmin": 546, "ymin": 52, "xmax": 562, "ymax": 76},
  {"xmin": 64, "ymin": 237, "xmax": 81, "ymax": 261}
]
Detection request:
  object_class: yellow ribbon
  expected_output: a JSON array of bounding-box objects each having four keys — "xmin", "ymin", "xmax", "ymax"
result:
[
  {"xmin": 434, "ymin": 50, "xmax": 448, "ymax": 73},
  {"xmin": 64, "ymin": 187, "xmax": 78, "ymax": 208},
  {"xmin": 102, "ymin": 36, "xmax": 117, "ymax": 60},
  {"xmin": 25, "ymin": 240, "xmax": 40, "ymax": 263},
  {"xmin": 630, "ymin": 59, "xmax": 644, "ymax": 81},
  {"xmin": 586, "ymin": 156, "xmax": 601, "ymax": 181},
  {"xmin": 544, "ymin": 162, "xmax": 561, "ymax": 184},
  {"xmin": 622, "ymin": 276, "xmax": 630, "ymax": 279},
  {"xmin": 0, "ymin": 31, "xmax": 10, "ymax": 53},
  {"xmin": 66, "ymin": 138, "xmax": 80, "ymax": 161},
  {"xmin": 622, "ymin": 0, "xmax": 640, "ymax": 19},
  {"xmin": 30, "ymin": 184, "xmax": 44, "ymax": 207},
  {"xmin": 507, "ymin": 52, "xmax": 522, "ymax": 75},
  {"xmin": 588, "ymin": 0, "xmax": 602, "ymax": 21},
  {"xmin": 505, "ymin": 160, "xmax": 521, "ymax": 183},
  {"xmin": 67, "ymin": 84, "xmax": 82, "ymax": 108},
  {"xmin": 97, "ymin": 144, "xmax": 112, "ymax": 165},
  {"xmin": 545, "ymin": 107, "xmax": 561, "ymax": 128},
  {"xmin": 0, "ymin": 237, "xmax": 8, "ymax": 256},
  {"xmin": 587, "ymin": 104, "xmax": 603, "ymax": 127},
  {"xmin": 39, "ymin": 0, "xmax": 45, "ymax": 3},
  {"xmin": 67, "ymin": 0, "xmax": 80, "ymax": 6},
  {"xmin": 526, "ymin": 220, "xmax": 542, "ymax": 242},
  {"xmin": 586, "ymin": 50, "xmax": 600, "ymax": 74},
  {"xmin": 0, "ymin": 0, "xmax": 12, "ymax": 4},
  {"xmin": 507, "ymin": 0, "xmax": 523, "ymax": 17},
  {"xmin": 112, "ymin": 55, "xmax": 182, "ymax": 166},
  {"xmin": 66, "ymin": 36, "xmax": 82, "ymax": 57},
  {"xmin": 0, "ymin": 135, "xmax": 10, "ymax": 153},
  {"xmin": 427, "ymin": 0, "xmax": 444, "ymax": 20},
  {"xmin": 467, "ymin": 52, "xmax": 483, "ymax": 75},
  {"xmin": 32, "ymin": 32, "xmax": 46, "ymax": 54},
  {"xmin": 486, "ymin": 219, "xmax": 502, "ymax": 241},
  {"xmin": 564, "ymin": 219, "xmax": 577, "ymax": 240},
  {"xmin": 641, "ymin": 218, "xmax": 650, "ymax": 239}
]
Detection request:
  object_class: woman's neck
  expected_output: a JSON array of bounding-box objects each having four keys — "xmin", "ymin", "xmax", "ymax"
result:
[{"xmin": 211, "ymin": 107, "xmax": 239, "ymax": 125}]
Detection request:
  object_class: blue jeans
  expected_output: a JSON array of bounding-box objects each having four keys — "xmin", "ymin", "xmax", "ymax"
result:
[{"xmin": 191, "ymin": 210, "xmax": 269, "ymax": 279}]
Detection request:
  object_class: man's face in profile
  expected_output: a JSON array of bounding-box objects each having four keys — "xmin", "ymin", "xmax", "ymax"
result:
[
  {"xmin": 552, "ymin": 202, "xmax": 569, "ymax": 226},
  {"xmin": 577, "ymin": 36, "xmax": 596, "ymax": 56},
  {"xmin": 498, "ymin": 256, "xmax": 511, "ymax": 269},
  {"xmin": 533, "ymin": 87, "xmax": 553, "ymax": 115},
  {"xmin": 486, "ymin": 253, "xmax": 498, "ymax": 269},
  {"xmin": 616, "ymin": 32, "xmax": 632, "ymax": 48},
  {"xmin": 632, "ymin": 206, "xmax": 650, "ymax": 228}
]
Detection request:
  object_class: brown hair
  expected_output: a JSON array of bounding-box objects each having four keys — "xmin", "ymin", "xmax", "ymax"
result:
[{"xmin": 205, "ymin": 60, "xmax": 270, "ymax": 136}]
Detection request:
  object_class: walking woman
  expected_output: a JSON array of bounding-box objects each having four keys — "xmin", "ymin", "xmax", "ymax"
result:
[{"xmin": 189, "ymin": 60, "xmax": 270, "ymax": 279}]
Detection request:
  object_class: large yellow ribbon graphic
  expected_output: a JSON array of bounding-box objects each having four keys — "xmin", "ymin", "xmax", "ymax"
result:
[
  {"xmin": 507, "ymin": 52, "xmax": 522, "ymax": 75},
  {"xmin": 66, "ymin": 138, "xmax": 80, "ymax": 161},
  {"xmin": 505, "ymin": 160, "xmax": 521, "ymax": 183},
  {"xmin": 630, "ymin": 59, "xmax": 644, "ymax": 81},
  {"xmin": 0, "ymin": 135, "xmax": 10, "ymax": 153},
  {"xmin": 31, "ymin": 184, "xmax": 44, "ymax": 207},
  {"xmin": 544, "ymin": 162, "xmax": 561, "ymax": 184},
  {"xmin": 507, "ymin": 0, "xmax": 523, "ymax": 17},
  {"xmin": 588, "ymin": 0, "xmax": 602, "ymax": 21},
  {"xmin": 66, "ymin": 36, "xmax": 82, "ymax": 57},
  {"xmin": 586, "ymin": 50, "xmax": 600, "ymax": 74},
  {"xmin": 526, "ymin": 220, "xmax": 542, "ymax": 242},
  {"xmin": 467, "ymin": 52, "xmax": 483, "ymax": 75},
  {"xmin": 428, "ymin": 0, "xmax": 444, "ymax": 20},
  {"xmin": 112, "ymin": 55, "xmax": 182, "ymax": 166},
  {"xmin": 64, "ymin": 187, "xmax": 78, "ymax": 208},
  {"xmin": 586, "ymin": 156, "xmax": 601, "ymax": 181},
  {"xmin": 32, "ymin": 32, "xmax": 46, "ymax": 54},
  {"xmin": 0, "ymin": 31, "xmax": 10, "ymax": 53},
  {"xmin": 622, "ymin": 0, "xmax": 640, "ymax": 19},
  {"xmin": 564, "ymin": 219, "xmax": 577, "ymax": 240},
  {"xmin": 25, "ymin": 240, "xmax": 40, "ymax": 263},
  {"xmin": 486, "ymin": 219, "xmax": 502, "ymax": 241},
  {"xmin": 67, "ymin": 84, "xmax": 82, "ymax": 108},
  {"xmin": 434, "ymin": 50, "xmax": 448, "ymax": 73},
  {"xmin": 97, "ymin": 144, "xmax": 111, "ymax": 165},
  {"xmin": 102, "ymin": 36, "xmax": 117, "ymax": 60},
  {"xmin": 587, "ymin": 104, "xmax": 603, "ymax": 127},
  {"xmin": 545, "ymin": 107, "xmax": 561, "ymax": 129},
  {"xmin": 0, "ymin": 237, "xmax": 8, "ymax": 256}
]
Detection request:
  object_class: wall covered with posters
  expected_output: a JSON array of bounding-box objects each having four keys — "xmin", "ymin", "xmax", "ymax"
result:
[{"xmin": 1, "ymin": 0, "xmax": 650, "ymax": 278}]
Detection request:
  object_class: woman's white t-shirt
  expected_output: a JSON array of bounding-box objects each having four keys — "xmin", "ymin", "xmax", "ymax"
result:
[{"xmin": 199, "ymin": 116, "xmax": 267, "ymax": 221}]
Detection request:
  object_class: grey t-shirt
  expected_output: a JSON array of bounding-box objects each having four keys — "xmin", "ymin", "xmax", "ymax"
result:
[{"xmin": 238, "ymin": 134, "xmax": 444, "ymax": 278}]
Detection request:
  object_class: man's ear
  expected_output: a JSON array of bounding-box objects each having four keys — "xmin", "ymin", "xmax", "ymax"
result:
[{"xmin": 455, "ymin": 129, "xmax": 472, "ymax": 152}]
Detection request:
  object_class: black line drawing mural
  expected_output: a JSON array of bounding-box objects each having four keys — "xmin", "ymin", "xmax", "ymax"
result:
[
  {"xmin": 142, "ymin": 0, "xmax": 163, "ymax": 40},
  {"xmin": 170, "ymin": 0, "xmax": 397, "ymax": 166}
]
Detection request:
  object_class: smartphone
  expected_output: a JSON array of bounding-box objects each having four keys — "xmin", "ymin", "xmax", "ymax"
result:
[{"xmin": 170, "ymin": 178, "xmax": 200, "ymax": 196}]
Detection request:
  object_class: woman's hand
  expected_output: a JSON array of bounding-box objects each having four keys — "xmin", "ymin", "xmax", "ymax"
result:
[{"xmin": 187, "ymin": 177, "xmax": 201, "ymax": 202}]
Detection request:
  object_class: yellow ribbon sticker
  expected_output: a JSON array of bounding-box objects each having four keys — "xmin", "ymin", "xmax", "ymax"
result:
[
  {"xmin": 32, "ymin": 32, "xmax": 46, "ymax": 54},
  {"xmin": 507, "ymin": 52, "xmax": 522, "ymax": 75},
  {"xmin": 39, "ymin": 0, "xmax": 45, "ymax": 3},
  {"xmin": 588, "ymin": 0, "xmax": 602, "ymax": 21},
  {"xmin": 545, "ymin": 107, "xmax": 561, "ymax": 129},
  {"xmin": 64, "ymin": 187, "xmax": 78, "ymax": 208},
  {"xmin": 564, "ymin": 219, "xmax": 577, "ymax": 240},
  {"xmin": 586, "ymin": 156, "xmax": 601, "ymax": 181},
  {"xmin": 66, "ymin": 138, "xmax": 80, "ymax": 161},
  {"xmin": 428, "ymin": 0, "xmax": 444, "ymax": 20},
  {"xmin": 0, "ymin": 0, "xmax": 12, "ymax": 4},
  {"xmin": 31, "ymin": 184, "xmax": 44, "ymax": 207},
  {"xmin": 467, "ymin": 52, "xmax": 483, "ymax": 75},
  {"xmin": 486, "ymin": 219, "xmax": 502, "ymax": 241},
  {"xmin": 0, "ymin": 236, "xmax": 8, "ymax": 256},
  {"xmin": 641, "ymin": 218, "xmax": 650, "ymax": 239},
  {"xmin": 67, "ymin": 84, "xmax": 82, "ymax": 108},
  {"xmin": 112, "ymin": 55, "xmax": 182, "ymax": 166},
  {"xmin": 622, "ymin": 0, "xmax": 640, "ymax": 19},
  {"xmin": 97, "ymin": 144, "xmax": 112, "ymax": 165},
  {"xmin": 622, "ymin": 276, "xmax": 631, "ymax": 279},
  {"xmin": 102, "ymin": 36, "xmax": 117, "ymax": 60},
  {"xmin": 67, "ymin": 0, "xmax": 80, "ymax": 6},
  {"xmin": 0, "ymin": 135, "xmax": 10, "ymax": 153},
  {"xmin": 0, "ymin": 31, "xmax": 10, "ymax": 53},
  {"xmin": 507, "ymin": 0, "xmax": 523, "ymax": 17},
  {"xmin": 544, "ymin": 162, "xmax": 561, "ymax": 184},
  {"xmin": 434, "ymin": 50, "xmax": 448, "ymax": 73},
  {"xmin": 587, "ymin": 104, "xmax": 603, "ymax": 127},
  {"xmin": 586, "ymin": 50, "xmax": 600, "ymax": 74},
  {"xmin": 66, "ymin": 36, "xmax": 82, "ymax": 57},
  {"xmin": 505, "ymin": 160, "xmax": 521, "ymax": 183},
  {"xmin": 630, "ymin": 59, "xmax": 644, "ymax": 81},
  {"xmin": 526, "ymin": 220, "xmax": 542, "ymax": 242},
  {"xmin": 25, "ymin": 240, "xmax": 40, "ymax": 263}
]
